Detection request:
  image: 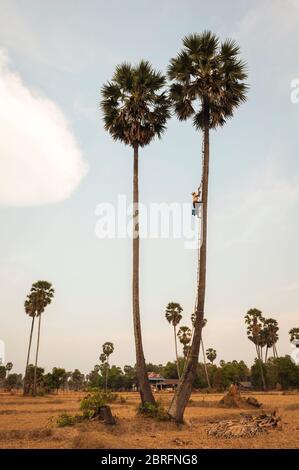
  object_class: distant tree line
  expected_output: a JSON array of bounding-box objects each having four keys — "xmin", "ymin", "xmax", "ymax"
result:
[{"xmin": 1, "ymin": 355, "xmax": 298, "ymax": 393}]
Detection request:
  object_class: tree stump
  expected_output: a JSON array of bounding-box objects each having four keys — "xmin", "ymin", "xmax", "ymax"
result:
[{"xmin": 99, "ymin": 405, "xmax": 116, "ymax": 425}]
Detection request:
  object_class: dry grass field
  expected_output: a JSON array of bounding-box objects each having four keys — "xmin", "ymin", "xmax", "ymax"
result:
[{"xmin": 0, "ymin": 391, "xmax": 298, "ymax": 449}]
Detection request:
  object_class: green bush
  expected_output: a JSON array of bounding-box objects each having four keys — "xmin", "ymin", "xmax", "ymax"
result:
[
  {"xmin": 80, "ymin": 390, "xmax": 117, "ymax": 419},
  {"xmin": 137, "ymin": 400, "xmax": 169, "ymax": 421},
  {"xmin": 56, "ymin": 413, "xmax": 78, "ymax": 427}
]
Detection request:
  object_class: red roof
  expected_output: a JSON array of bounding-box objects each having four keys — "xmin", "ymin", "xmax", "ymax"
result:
[{"xmin": 148, "ymin": 372, "xmax": 163, "ymax": 379}]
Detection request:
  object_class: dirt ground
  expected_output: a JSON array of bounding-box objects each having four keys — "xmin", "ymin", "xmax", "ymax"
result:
[{"xmin": 0, "ymin": 391, "xmax": 298, "ymax": 449}]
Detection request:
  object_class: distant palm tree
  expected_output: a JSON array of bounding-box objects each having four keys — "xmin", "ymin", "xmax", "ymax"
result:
[
  {"xmin": 29, "ymin": 281, "xmax": 54, "ymax": 395},
  {"xmin": 206, "ymin": 348, "xmax": 216, "ymax": 364},
  {"xmin": 245, "ymin": 308, "xmax": 266, "ymax": 390},
  {"xmin": 102, "ymin": 342, "xmax": 114, "ymax": 392},
  {"xmin": 99, "ymin": 353, "xmax": 107, "ymax": 364},
  {"xmin": 5, "ymin": 362, "xmax": 13, "ymax": 378},
  {"xmin": 23, "ymin": 287, "xmax": 39, "ymax": 394},
  {"xmin": 263, "ymin": 318, "xmax": 279, "ymax": 360},
  {"xmin": 289, "ymin": 327, "xmax": 299, "ymax": 342},
  {"xmin": 101, "ymin": 61, "xmax": 170, "ymax": 406},
  {"xmin": 165, "ymin": 302, "xmax": 183, "ymax": 378},
  {"xmin": 177, "ymin": 326, "xmax": 192, "ymax": 358},
  {"xmin": 167, "ymin": 32, "xmax": 248, "ymax": 422}
]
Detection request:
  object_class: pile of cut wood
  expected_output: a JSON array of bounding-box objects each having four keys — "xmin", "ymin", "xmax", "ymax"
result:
[{"xmin": 207, "ymin": 411, "xmax": 281, "ymax": 438}]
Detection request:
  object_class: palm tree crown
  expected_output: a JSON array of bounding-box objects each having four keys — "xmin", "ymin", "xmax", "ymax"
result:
[
  {"xmin": 289, "ymin": 327, "xmax": 299, "ymax": 342},
  {"xmin": 263, "ymin": 318, "xmax": 279, "ymax": 349},
  {"xmin": 99, "ymin": 353, "xmax": 107, "ymax": 364},
  {"xmin": 206, "ymin": 348, "xmax": 217, "ymax": 364},
  {"xmin": 177, "ymin": 326, "xmax": 192, "ymax": 346},
  {"xmin": 101, "ymin": 60, "xmax": 170, "ymax": 147},
  {"xmin": 102, "ymin": 342, "xmax": 114, "ymax": 358},
  {"xmin": 245, "ymin": 308, "xmax": 265, "ymax": 346},
  {"xmin": 168, "ymin": 31, "xmax": 248, "ymax": 129},
  {"xmin": 26, "ymin": 281, "xmax": 54, "ymax": 316},
  {"xmin": 5, "ymin": 362, "xmax": 13, "ymax": 372},
  {"xmin": 165, "ymin": 302, "xmax": 183, "ymax": 327}
]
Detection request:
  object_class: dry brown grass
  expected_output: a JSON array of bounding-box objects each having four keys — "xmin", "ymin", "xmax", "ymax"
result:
[{"xmin": 0, "ymin": 391, "xmax": 298, "ymax": 448}]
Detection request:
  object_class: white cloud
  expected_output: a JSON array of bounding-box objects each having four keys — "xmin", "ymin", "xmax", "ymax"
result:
[{"xmin": 0, "ymin": 50, "xmax": 88, "ymax": 206}]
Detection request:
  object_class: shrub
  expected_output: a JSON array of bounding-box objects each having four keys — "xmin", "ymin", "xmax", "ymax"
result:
[
  {"xmin": 137, "ymin": 400, "xmax": 169, "ymax": 421},
  {"xmin": 56, "ymin": 413, "xmax": 77, "ymax": 427},
  {"xmin": 55, "ymin": 390, "xmax": 117, "ymax": 427},
  {"xmin": 80, "ymin": 390, "xmax": 117, "ymax": 419}
]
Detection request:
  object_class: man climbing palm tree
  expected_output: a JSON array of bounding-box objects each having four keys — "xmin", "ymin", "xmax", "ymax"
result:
[{"xmin": 167, "ymin": 32, "xmax": 248, "ymax": 422}]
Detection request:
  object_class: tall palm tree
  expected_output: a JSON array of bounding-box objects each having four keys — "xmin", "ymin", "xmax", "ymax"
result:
[
  {"xmin": 101, "ymin": 61, "xmax": 170, "ymax": 406},
  {"xmin": 102, "ymin": 342, "xmax": 114, "ymax": 392},
  {"xmin": 23, "ymin": 288, "xmax": 39, "ymax": 394},
  {"xmin": 245, "ymin": 308, "xmax": 266, "ymax": 390},
  {"xmin": 168, "ymin": 32, "xmax": 248, "ymax": 422},
  {"xmin": 165, "ymin": 302, "xmax": 183, "ymax": 378},
  {"xmin": 206, "ymin": 348, "xmax": 216, "ymax": 364},
  {"xmin": 30, "ymin": 281, "xmax": 54, "ymax": 395}
]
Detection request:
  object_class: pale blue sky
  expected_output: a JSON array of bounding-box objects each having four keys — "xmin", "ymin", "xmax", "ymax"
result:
[{"xmin": 0, "ymin": 0, "xmax": 298, "ymax": 374}]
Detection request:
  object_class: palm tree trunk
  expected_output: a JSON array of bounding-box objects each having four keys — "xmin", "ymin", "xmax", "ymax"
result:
[
  {"xmin": 105, "ymin": 360, "xmax": 109, "ymax": 393},
  {"xmin": 265, "ymin": 346, "xmax": 268, "ymax": 362},
  {"xmin": 201, "ymin": 336, "xmax": 211, "ymax": 389},
  {"xmin": 132, "ymin": 144, "xmax": 155, "ymax": 406},
  {"xmin": 33, "ymin": 314, "xmax": 42, "ymax": 396},
  {"xmin": 168, "ymin": 101, "xmax": 210, "ymax": 422},
  {"xmin": 174, "ymin": 326, "xmax": 180, "ymax": 379},
  {"xmin": 23, "ymin": 315, "xmax": 35, "ymax": 395},
  {"xmin": 258, "ymin": 358, "xmax": 266, "ymax": 390},
  {"xmin": 256, "ymin": 345, "xmax": 266, "ymax": 390}
]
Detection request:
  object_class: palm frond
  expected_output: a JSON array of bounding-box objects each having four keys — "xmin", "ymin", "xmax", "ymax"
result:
[
  {"xmin": 100, "ymin": 60, "xmax": 170, "ymax": 147},
  {"xmin": 168, "ymin": 32, "xmax": 248, "ymax": 130}
]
